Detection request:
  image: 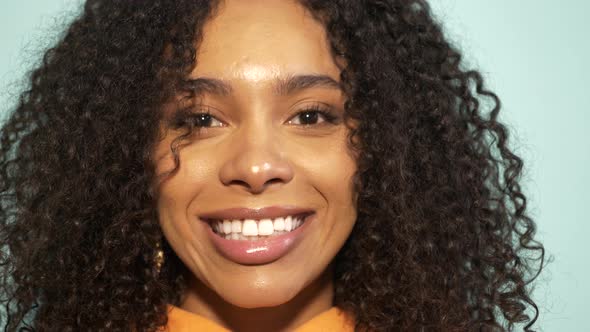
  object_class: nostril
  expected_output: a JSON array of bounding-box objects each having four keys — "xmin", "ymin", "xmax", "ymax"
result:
[
  {"xmin": 264, "ymin": 178, "xmax": 284, "ymax": 187},
  {"xmin": 227, "ymin": 179, "xmax": 250, "ymax": 188},
  {"xmin": 225, "ymin": 177, "xmax": 285, "ymax": 193}
]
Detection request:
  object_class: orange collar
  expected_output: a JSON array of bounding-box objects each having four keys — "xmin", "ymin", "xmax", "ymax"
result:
[{"xmin": 163, "ymin": 305, "xmax": 355, "ymax": 331}]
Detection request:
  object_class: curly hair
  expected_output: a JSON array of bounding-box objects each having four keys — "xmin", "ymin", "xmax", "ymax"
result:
[{"xmin": 0, "ymin": 0, "xmax": 544, "ymax": 331}]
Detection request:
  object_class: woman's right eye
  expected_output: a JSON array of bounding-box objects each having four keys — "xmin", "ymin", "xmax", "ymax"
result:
[
  {"xmin": 172, "ymin": 111, "xmax": 225, "ymax": 129},
  {"xmin": 188, "ymin": 113, "xmax": 225, "ymax": 128}
]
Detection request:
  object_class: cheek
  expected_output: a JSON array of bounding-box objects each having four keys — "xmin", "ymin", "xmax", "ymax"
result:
[
  {"xmin": 154, "ymin": 139, "xmax": 218, "ymax": 234},
  {"xmin": 154, "ymin": 132, "xmax": 217, "ymax": 193},
  {"xmin": 296, "ymin": 135, "xmax": 357, "ymax": 205},
  {"xmin": 154, "ymin": 144, "xmax": 221, "ymax": 272}
]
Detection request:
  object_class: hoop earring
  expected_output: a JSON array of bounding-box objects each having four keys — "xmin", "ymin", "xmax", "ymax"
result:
[{"xmin": 154, "ymin": 241, "xmax": 165, "ymax": 274}]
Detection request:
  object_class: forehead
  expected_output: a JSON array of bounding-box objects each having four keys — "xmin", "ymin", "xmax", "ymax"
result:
[{"xmin": 192, "ymin": 0, "xmax": 339, "ymax": 80}]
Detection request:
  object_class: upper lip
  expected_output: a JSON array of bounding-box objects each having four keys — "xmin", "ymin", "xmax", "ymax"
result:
[{"xmin": 199, "ymin": 206, "xmax": 315, "ymax": 221}]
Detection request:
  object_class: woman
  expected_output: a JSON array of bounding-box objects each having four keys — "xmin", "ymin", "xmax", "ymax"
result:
[{"xmin": 0, "ymin": 0, "xmax": 544, "ymax": 331}]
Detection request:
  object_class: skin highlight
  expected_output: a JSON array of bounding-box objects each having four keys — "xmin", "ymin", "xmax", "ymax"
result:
[{"xmin": 154, "ymin": 0, "xmax": 357, "ymax": 330}]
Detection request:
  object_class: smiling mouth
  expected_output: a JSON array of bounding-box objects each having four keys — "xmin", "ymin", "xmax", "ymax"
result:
[{"xmin": 206, "ymin": 213, "xmax": 312, "ymax": 241}]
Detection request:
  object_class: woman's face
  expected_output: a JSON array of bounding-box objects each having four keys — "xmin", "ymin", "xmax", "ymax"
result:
[{"xmin": 154, "ymin": 0, "xmax": 357, "ymax": 308}]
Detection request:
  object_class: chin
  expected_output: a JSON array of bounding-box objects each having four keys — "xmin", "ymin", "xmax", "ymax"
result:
[
  {"xmin": 225, "ymin": 294, "xmax": 293, "ymax": 309},
  {"xmin": 215, "ymin": 278, "xmax": 303, "ymax": 309}
]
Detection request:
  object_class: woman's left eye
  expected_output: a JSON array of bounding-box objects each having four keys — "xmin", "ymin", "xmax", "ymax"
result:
[{"xmin": 287, "ymin": 109, "xmax": 337, "ymax": 126}]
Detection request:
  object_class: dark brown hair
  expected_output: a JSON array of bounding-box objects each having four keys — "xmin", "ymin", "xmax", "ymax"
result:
[{"xmin": 0, "ymin": 0, "xmax": 544, "ymax": 330}]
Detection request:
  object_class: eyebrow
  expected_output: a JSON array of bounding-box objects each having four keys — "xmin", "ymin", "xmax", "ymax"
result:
[
  {"xmin": 183, "ymin": 77, "xmax": 233, "ymax": 96},
  {"xmin": 182, "ymin": 74, "xmax": 341, "ymax": 97},
  {"xmin": 275, "ymin": 74, "xmax": 342, "ymax": 95}
]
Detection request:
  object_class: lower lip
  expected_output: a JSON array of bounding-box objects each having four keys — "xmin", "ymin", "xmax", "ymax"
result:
[{"xmin": 205, "ymin": 214, "xmax": 314, "ymax": 265}]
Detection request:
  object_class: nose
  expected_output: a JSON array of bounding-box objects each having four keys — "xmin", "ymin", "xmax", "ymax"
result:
[{"xmin": 219, "ymin": 128, "xmax": 294, "ymax": 194}]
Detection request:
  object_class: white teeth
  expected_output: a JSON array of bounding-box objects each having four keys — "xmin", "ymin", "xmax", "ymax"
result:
[
  {"xmin": 223, "ymin": 220, "xmax": 232, "ymax": 234},
  {"xmin": 242, "ymin": 219, "xmax": 258, "ymax": 236},
  {"xmin": 258, "ymin": 219, "xmax": 274, "ymax": 236},
  {"xmin": 273, "ymin": 217, "xmax": 285, "ymax": 231},
  {"xmin": 231, "ymin": 220, "xmax": 242, "ymax": 233},
  {"xmin": 212, "ymin": 214, "xmax": 308, "ymax": 240}
]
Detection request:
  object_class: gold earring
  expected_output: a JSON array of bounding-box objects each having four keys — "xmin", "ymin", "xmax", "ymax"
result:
[{"xmin": 154, "ymin": 241, "xmax": 165, "ymax": 274}]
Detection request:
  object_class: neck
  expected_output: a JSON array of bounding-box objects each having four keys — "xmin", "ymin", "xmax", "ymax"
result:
[{"xmin": 178, "ymin": 268, "xmax": 334, "ymax": 332}]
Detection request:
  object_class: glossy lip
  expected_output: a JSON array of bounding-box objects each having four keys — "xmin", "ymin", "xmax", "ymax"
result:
[{"xmin": 199, "ymin": 206, "xmax": 316, "ymax": 265}]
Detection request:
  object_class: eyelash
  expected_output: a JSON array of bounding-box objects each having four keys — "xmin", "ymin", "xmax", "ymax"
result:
[
  {"xmin": 288, "ymin": 106, "xmax": 339, "ymax": 126},
  {"xmin": 171, "ymin": 105, "xmax": 339, "ymax": 129}
]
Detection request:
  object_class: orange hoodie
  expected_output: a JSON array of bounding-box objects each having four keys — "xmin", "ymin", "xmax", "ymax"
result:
[{"xmin": 163, "ymin": 305, "xmax": 355, "ymax": 332}]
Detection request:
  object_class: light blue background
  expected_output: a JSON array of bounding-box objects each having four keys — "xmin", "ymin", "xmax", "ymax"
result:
[{"xmin": 1, "ymin": 1, "xmax": 588, "ymax": 331}]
